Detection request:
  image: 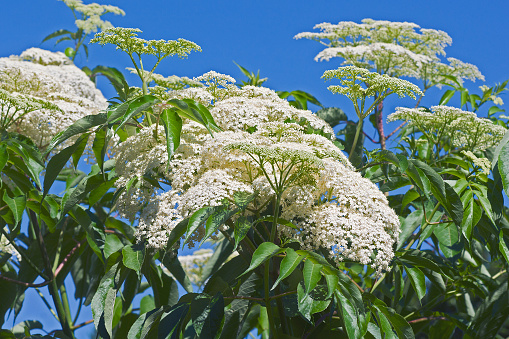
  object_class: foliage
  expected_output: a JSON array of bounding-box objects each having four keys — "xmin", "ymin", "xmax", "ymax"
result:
[{"xmin": 1, "ymin": 11, "xmax": 509, "ymax": 339}]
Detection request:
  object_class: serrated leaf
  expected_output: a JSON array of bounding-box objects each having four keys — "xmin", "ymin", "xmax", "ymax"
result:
[
  {"xmin": 183, "ymin": 206, "xmax": 221, "ymax": 247},
  {"xmin": 127, "ymin": 306, "xmax": 165, "ymax": 339},
  {"xmin": 122, "ymin": 244, "xmax": 145, "ymax": 273},
  {"xmin": 303, "ymin": 259, "xmax": 322, "ymax": 294},
  {"xmin": 41, "ymin": 29, "xmax": 72, "ymax": 43},
  {"xmin": 272, "ymin": 248, "xmax": 303, "ymax": 290},
  {"xmin": 498, "ymin": 140, "xmax": 509, "ymax": 196},
  {"xmin": 44, "ymin": 134, "xmax": 89, "ymax": 197},
  {"xmin": 160, "ymin": 108, "xmax": 182, "ymax": 168},
  {"xmin": 234, "ymin": 216, "xmax": 252, "ymax": 250},
  {"xmin": 2, "ymin": 191, "xmax": 25, "ymax": 227},
  {"xmin": 158, "ymin": 303, "xmax": 189, "ymax": 339},
  {"xmin": 240, "ymin": 242, "xmax": 284, "ymax": 277},
  {"xmin": 45, "ymin": 113, "xmax": 107, "ymax": 154},
  {"xmin": 233, "ymin": 191, "xmax": 256, "ymax": 210},
  {"xmin": 439, "ymin": 89, "xmax": 456, "ymax": 105},
  {"xmin": 499, "ymin": 231, "xmax": 509, "ymax": 264},
  {"xmin": 461, "ymin": 197, "xmax": 482, "ymax": 240},
  {"xmin": 405, "ymin": 266, "xmax": 426, "ymax": 301}
]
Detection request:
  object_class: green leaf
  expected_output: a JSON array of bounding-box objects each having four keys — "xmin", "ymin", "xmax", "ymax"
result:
[
  {"xmin": 114, "ymin": 95, "xmax": 159, "ymax": 131},
  {"xmin": 0, "ymin": 143, "xmax": 8, "ymax": 173},
  {"xmin": 92, "ymin": 262, "xmax": 123, "ymax": 339},
  {"xmin": 92, "ymin": 126, "xmax": 108, "ymax": 172},
  {"xmin": 409, "ymin": 160, "xmax": 463, "ymax": 226},
  {"xmin": 199, "ymin": 206, "xmax": 237, "ymax": 246},
  {"xmin": 272, "ymin": 248, "xmax": 304, "ymax": 290},
  {"xmin": 2, "ymin": 191, "xmax": 25, "ymax": 227},
  {"xmin": 127, "ymin": 306, "xmax": 165, "ymax": 339},
  {"xmin": 234, "ymin": 216, "xmax": 252, "ymax": 250},
  {"xmin": 315, "ymin": 107, "xmax": 347, "ymax": 127},
  {"xmin": 240, "ymin": 242, "xmax": 284, "ymax": 277},
  {"xmin": 334, "ymin": 289, "xmax": 361, "ymax": 339},
  {"xmin": 41, "ymin": 29, "xmax": 72, "ymax": 43},
  {"xmin": 297, "ymin": 283, "xmax": 330, "ymax": 321},
  {"xmin": 461, "ymin": 197, "xmax": 482, "ymax": 240},
  {"xmin": 397, "ymin": 209, "xmax": 423, "ymax": 249},
  {"xmin": 45, "ymin": 113, "xmax": 107, "ymax": 154},
  {"xmin": 183, "ymin": 206, "xmax": 221, "ymax": 248},
  {"xmin": 160, "ymin": 108, "xmax": 182, "ymax": 167},
  {"xmin": 44, "ymin": 134, "xmax": 89, "ymax": 196},
  {"xmin": 367, "ymin": 295, "xmax": 415, "ymax": 339},
  {"xmin": 158, "ymin": 303, "xmax": 189, "ymax": 339},
  {"xmin": 498, "ymin": 140, "xmax": 509, "ymax": 196},
  {"xmin": 405, "ymin": 266, "xmax": 426, "ymax": 301},
  {"xmin": 233, "ymin": 191, "xmax": 256, "ymax": 210},
  {"xmin": 191, "ymin": 293, "xmax": 224, "ymax": 338},
  {"xmin": 499, "ymin": 231, "xmax": 509, "ymax": 264},
  {"xmin": 104, "ymin": 234, "xmax": 124, "ymax": 259},
  {"xmin": 122, "ymin": 244, "xmax": 145, "ymax": 273},
  {"xmin": 439, "ymin": 89, "xmax": 456, "ymax": 105},
  {"xmin": 324, "ymin": 273, "xmax": 339, "ymax": 299},
  {"xmin": 303, "ymin": 259, "xmax": 322, "ymax": 294}
]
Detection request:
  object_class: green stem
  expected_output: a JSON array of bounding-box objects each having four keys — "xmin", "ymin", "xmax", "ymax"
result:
[
  {"xmin": 60, "ymin": 282, "xmax": 73, "ymax": 330},
  {"xmin": 349, "ymin": 119, "xmax": 363, "ymax": 160},
  {"xmin": 49, "ymin": 280, "xmax": 74, "ymax": 338},
  {"xmin": 264, "ymin": 261, "xmax": 277, "ymax": 337}
]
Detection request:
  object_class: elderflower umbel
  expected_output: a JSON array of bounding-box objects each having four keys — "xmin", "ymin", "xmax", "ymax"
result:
[
  {"xmin": 387, "ymin": 105, "xmax": 506, "ymax": 151},
  {"xmin": 0, "ymin": 48, "xmax": 107, "ymax": 147},
  {"xmin": 115, "ymin": 81, "xmax": 399, "ymax": 274},
  {"xmin": 296, "ymin": 19, "xmax": 484, "ymax": 88},
  {"xmin": 60, "ymin": 0, "xmax": 125, "ymax": 34},
  {"xmin": 91, "ymin": 27, "xmax": 201, "ymax": 58}
]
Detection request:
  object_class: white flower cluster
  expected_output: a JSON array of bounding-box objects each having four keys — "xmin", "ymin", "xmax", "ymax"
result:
[
  {"xmin": 461, "ymin": 151, "xmax": 491, "ymax": 175},
  {"xmin": 296, "ymin": 19, "xmax": 484, "ymax": 87},
  {"xmin": 387, "ymin": 105, "xmax": 506, "ymax": 151},
  {"xmin": 114, "ymin": 82, "xmax": 399, "ymax": 273},
  {"xmin": 0, "ymin": 229, "xmax": 21, "ymax": 262},
  {"xmin": 61, "ymin": 0, "xmax": 125, "ymax": 34},
  {"xmin": 0, "ymin": 48, "xmax": 108, "ymax": 147}
]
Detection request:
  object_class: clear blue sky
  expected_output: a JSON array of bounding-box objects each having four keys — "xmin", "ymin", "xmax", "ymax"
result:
[{"xmin": 1, "ymin": 0, "xmax": 509, "ymax": 336}]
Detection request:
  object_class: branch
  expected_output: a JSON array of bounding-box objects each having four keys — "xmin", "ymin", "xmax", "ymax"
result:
[{"xmin": 408, "ymin": 316, "xmax": 447, "ymax": 324}]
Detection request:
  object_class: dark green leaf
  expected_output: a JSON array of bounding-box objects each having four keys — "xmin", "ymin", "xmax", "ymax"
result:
[
  {"xmin": 158, "ymin": 303, "xmax": 189, "ymax": 339},
  {"xmin": 127, "ymin": 306, "xmax": 165, "ymax": 339},
  {"xmin": 41, "ymin": 29, "xmax": 72, "ymax": 43},
  {"xmin": 160, "ymin": 108, "xmax": 182, "ymax": 167},
  {"xmin": 234, "ymin": 216, "xmax": 252, "ymax": 250},
  {"xmin": 241, "ymin": 242, "xmax": 284, "ymax": 277},
  {"xmin": 272, "ymin": 248, "xmax": 304, "ymax": 290},
  {"xmin": 498, "ymin": 139, "xmax": 509, "ymax": 196},
  {"xmin": 405, "ymin": 266, "xmax": 426, "ymax": 301},
  {"xmin": 183, "ymin": 206, "xmax": 221, "ymax": 248},
  {"xmin": 303, "ymin": 259, "xmax": 322, "ymax": 294},
  {"xmin": 45, "ymin": 113, "xmax": 107, "ymax": 154},
  {"xmin": 122, "ymin": 244, "xmax": 145, "ymax": 273}
]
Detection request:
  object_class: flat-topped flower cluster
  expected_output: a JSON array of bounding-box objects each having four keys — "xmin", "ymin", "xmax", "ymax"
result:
[
  {"xmin": 0, "ymin": 48, "xmax": 107, "ymax": 147},
  {"xmin": 296, "ymin": 19, "xmax": 484, "ymax": 89},
  {"xmin": 387, "ymin": 105, "xmax": 507, "ymax": 151},
  {"xmin": 114, "ymin": 72, "xmax": 400, "ymax": 274}
]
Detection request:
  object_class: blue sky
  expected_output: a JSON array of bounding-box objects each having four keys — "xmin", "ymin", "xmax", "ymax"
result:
[{"xmin": 1, "ymin": 0, "xmax": 509, "ymax": 336}]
